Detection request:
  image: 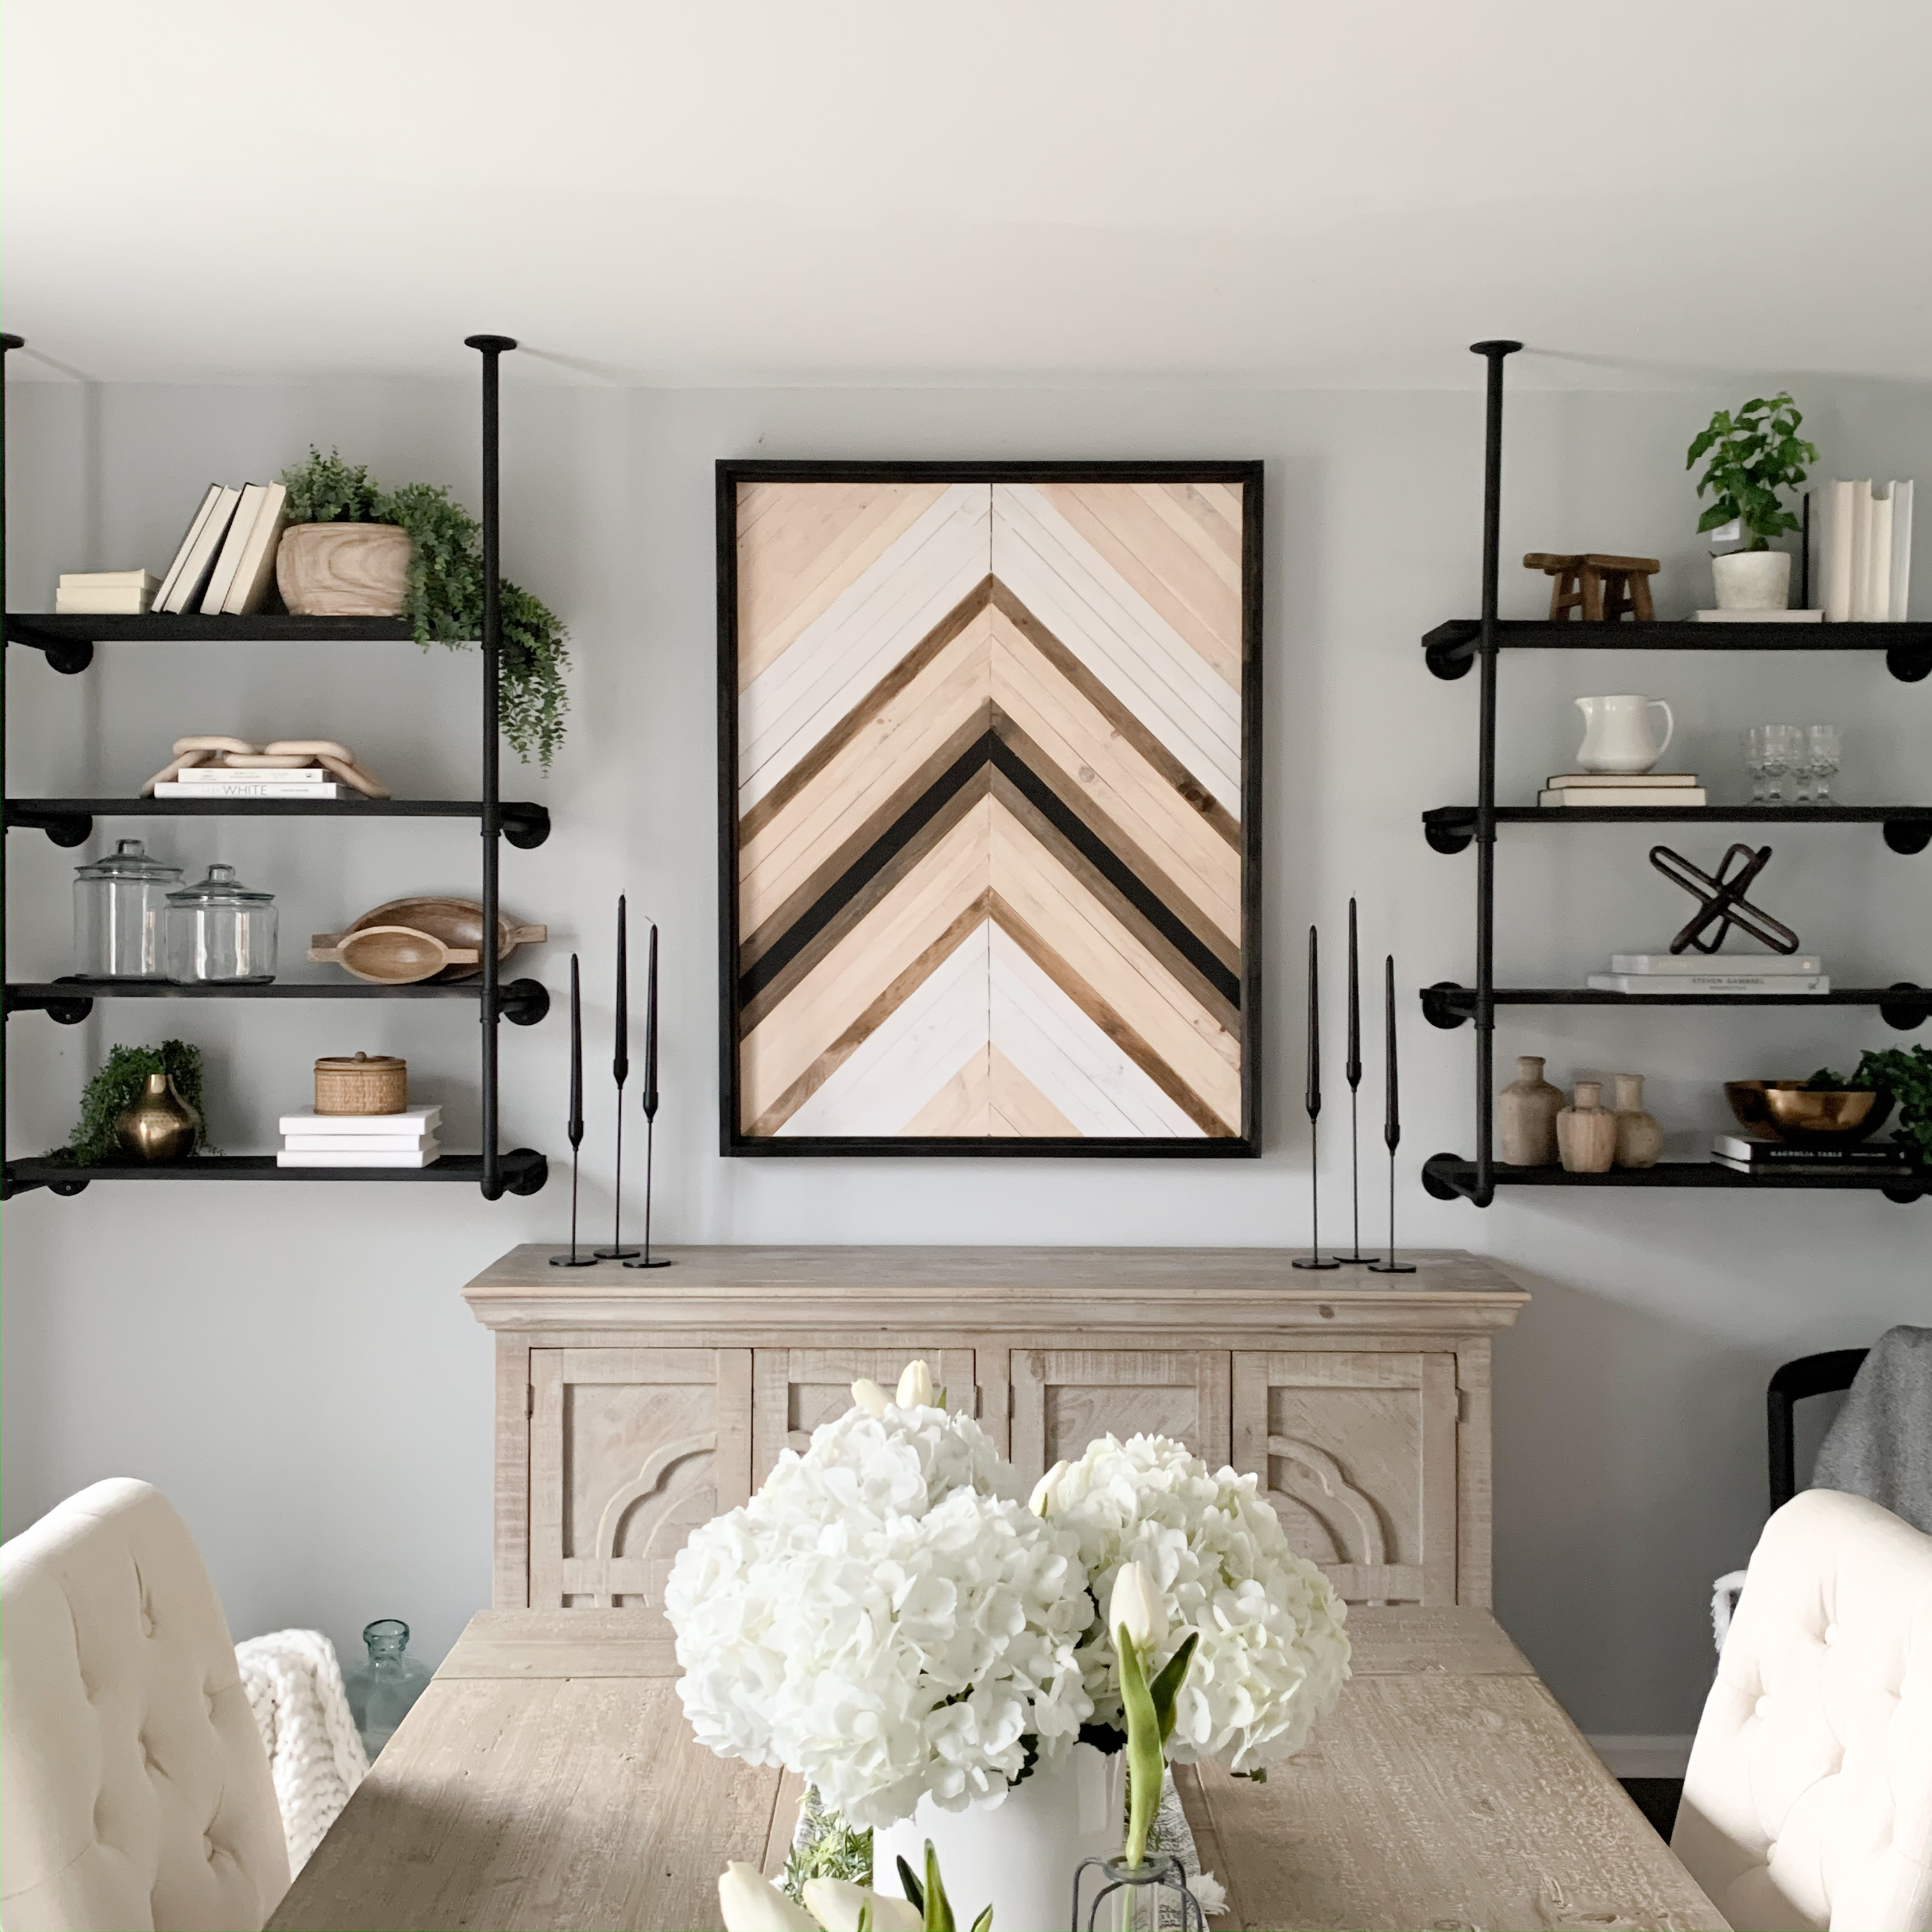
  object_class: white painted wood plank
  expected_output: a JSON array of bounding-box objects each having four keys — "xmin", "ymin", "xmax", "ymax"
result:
[
  {"xmin": 988, "ymin": 924, "xmax": 1203, "ymax": 1137},
  {"xmin": 992, "ymin": 484, "xmax": 1241, "ymax": 816},
  {"xmin": 740, "ymin": 484, "xmax": 991, "ymax": 808},
  {"xmin": 778, "ymin": 923, "xmax": 990, "ymax": 1136}
]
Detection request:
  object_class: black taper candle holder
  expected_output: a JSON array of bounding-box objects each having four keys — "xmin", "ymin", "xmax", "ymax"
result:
[
  {"xmin": 594, "ymin": 896, "xmax": 641, "ymax": 1258},
  {"xmin": 1337, "ymin": 898, "xmax": 1369, "ymax": 1262},
  {"xmin": 625, "ymin": 921, "xmax": 671, "ymax": 1269},
  {"xmin": 1292, "ymin": 924, "xmax": 1341, "ymax": 1269},
  {"xmin": 1368, "ymin": 953, "xmax": 1417, "ymax": 1273},
  {"xmin": 551, "ymin": 953, "xmax": 597, "ymax": 1266}
]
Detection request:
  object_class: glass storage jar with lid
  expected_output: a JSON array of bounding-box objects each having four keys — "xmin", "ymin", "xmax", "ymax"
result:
[
  {"xmin": 73, "ymin": 838, "xmax": 183, "ymax": 978},
  {"xmin": 165, "ymin": 862, "xmax": 279, "ymax": 983}
]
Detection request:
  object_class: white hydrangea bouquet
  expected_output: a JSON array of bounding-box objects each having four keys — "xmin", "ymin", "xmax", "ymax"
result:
[{"xmin": 670, "ymin": 1363, "xmax": 1350, "ymax": 1927}]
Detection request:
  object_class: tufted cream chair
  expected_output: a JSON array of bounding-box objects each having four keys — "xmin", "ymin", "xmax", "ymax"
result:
[
  {"xmin": 0, "ymin": 1480, "xmax": 290, "ymax": 1932},
  {"xmin": 1673, "ymin": 1487, "xmax": 1932, "ymax": 1932}
]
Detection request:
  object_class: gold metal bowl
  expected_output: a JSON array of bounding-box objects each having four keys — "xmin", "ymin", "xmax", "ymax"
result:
[{"xmin": 1724, "ymin": 1080, "xmax": 1892, "ymax": 1144}]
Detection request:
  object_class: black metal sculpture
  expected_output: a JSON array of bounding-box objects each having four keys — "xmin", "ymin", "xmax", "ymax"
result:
[{"xmin": 1650, "ymin": 843, "xmax": 1801, "ymax": 955}]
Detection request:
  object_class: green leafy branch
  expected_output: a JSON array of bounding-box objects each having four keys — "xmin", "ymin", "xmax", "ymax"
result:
[
  {"xmin": 280, "ymin": 448, "xmax": 570, "ymax": 767},
  {"xmin": 1685, "ymin": 392, "xmax": 1818, "ymax": 550},
  {"xmin": 52, "ymin": 1041, "xmax": 208, "ymax": 1165},
  {"xmin": 1807, "ymin": 1045, "xmax": 1932, "ymax": 1165}
]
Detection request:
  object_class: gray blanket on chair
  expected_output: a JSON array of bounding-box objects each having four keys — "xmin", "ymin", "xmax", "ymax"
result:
[{"xmin": 1811, "ymin": 1324, "xmax": 1932, "ymax": 1535}]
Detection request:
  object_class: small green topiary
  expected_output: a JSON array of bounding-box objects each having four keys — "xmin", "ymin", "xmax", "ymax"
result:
[{"xmin": 54, "ymin": 1040, "xmax": 209, "ymax": 1165}]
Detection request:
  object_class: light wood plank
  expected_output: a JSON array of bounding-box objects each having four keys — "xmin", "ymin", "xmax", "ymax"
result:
[
  {"xmin": 1420, "ymin": 1354, "xmax": 1459, "ymax": 1607},
  {"xmin": 903, "ymin": 1041, "xmax": 992, "ymax": 1135},
  {"xmin": 986, "ymin": 1043, "xmax": 1078, "ymax": 1137},
  {"xmin": 1455, "ymin": 1341, "xmax": 1495, "ymax": 1611},
  {"xmin": 494, "ymin": 1335, "xmax": 533, "ymax": 1609},
  {"xmin": 436, "ymin": 1609, "xmax": 678, "ymax": 1680}
]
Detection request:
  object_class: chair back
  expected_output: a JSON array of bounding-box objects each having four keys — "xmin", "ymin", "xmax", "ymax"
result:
[
  {"xmin": 1673, "ymin": 1487, "xmax": 1932, "ymax": 1932},
  {"xmin": 0, "ymin": 1479, "xmax": 290, "ymax": 1932}
]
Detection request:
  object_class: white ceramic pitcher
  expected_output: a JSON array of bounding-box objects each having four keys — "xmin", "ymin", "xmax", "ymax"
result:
[{"xmin": 1575, "ymin": 694, "xmax": 1673, "ymax": 774}]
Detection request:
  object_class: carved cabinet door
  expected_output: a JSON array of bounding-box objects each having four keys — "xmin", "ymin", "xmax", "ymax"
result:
[
  {"xmin": 752, "ymin": 1347, "xmax": 977, "ymax": 1482},
  {"xmin": 1009, "ymin": 1350, "xmax": 1232, "ymax": 1486},
  {"xmin": 529, "ymin": 1347, "xmax": 753, "ymax": 1611},
  {"xmin": 1230, "ymin": 1351, "xmax": 1459, "ymax": 1606}
]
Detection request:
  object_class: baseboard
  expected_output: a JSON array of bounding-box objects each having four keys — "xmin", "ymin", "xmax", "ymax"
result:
[{"xmin": 1587, "ymin": 1734, "xmax": 1694, "ymax": 1778}]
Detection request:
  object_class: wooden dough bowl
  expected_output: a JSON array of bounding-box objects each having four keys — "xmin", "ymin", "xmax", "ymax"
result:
[
  {"xmin": 311, "ymin": 897, "xmax": 546, "ymax": 984},
  {"xmin": 276, "ymin": 523, "xmax": 412, "ymax": 617}
]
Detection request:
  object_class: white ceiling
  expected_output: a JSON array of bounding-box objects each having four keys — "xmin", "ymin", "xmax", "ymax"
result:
[{"xmin": 5, "ymin": 0, "xmax": 1930, "ymax": 388}]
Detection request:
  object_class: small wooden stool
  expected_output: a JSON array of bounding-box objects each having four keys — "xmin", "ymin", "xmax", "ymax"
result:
[{"xmin": 1524, "ymin": 552, "xmax": 1660, "ymax": 622}]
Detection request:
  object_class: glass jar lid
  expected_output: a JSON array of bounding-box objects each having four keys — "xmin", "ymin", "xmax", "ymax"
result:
[
  {"xmin": 75, "ymin": 838, "xmax": 182, "ymax": 884},
  {"xmin": 167, "ymin": 861, "xmax": 275, "ymax": 907}
]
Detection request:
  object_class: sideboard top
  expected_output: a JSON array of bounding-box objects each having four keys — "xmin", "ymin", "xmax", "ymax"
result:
[{"xmin": 463, "ymin": 1245, "xmax": 1528, "ymax": 1335}]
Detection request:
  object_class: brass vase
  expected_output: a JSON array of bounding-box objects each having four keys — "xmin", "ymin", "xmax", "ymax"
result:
[{"xmin": 114, "ymin": 1071, "xmax": 200, "ymax": 1163}]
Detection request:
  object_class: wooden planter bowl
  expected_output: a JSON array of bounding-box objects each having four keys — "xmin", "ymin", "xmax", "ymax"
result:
[
  {"xmin": 315, "ymin": 1053, "xmax": 408, "ymax": 1116},
  {"xmin": 277, "ymin": 523, "xmax": 412, "ymax": 617}
]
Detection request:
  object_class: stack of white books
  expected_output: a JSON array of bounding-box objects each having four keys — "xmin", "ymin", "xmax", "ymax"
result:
[
  {"xmin": 154, "ymin": 480, "xmax": 289, "ymax": 615},
  {"xmin": 56, "ymin": 569, "xmax": 160, "ymax": 615},
  {"xmin": 1538, "ymin": 772, "xmax": 1706, "ymax": 808},
  {"xmin": 1587, "ymin": 953, "xmax": 1828, "ymax": 995},
  {"xmin": 277, "ymin": 1106, "xmax": 442, "ymax": 1168},
  {"xmin": 155, "ymin": 765, "xmax": 344, "ymax": 801}
]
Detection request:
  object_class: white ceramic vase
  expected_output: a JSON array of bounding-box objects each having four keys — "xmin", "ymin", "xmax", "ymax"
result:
[
  {"xmin": 871, "ymin": 1742, "xmax": 1121, "ymax": 1932},
  {"xmin": 1711, "ymin": 548, "xmax": 1792, "ymax": 611}
]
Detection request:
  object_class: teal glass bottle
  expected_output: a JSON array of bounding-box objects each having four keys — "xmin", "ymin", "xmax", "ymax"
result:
[{"xmin": 344, "ymin": 1618, "xmax": 432, "ymax": 1758}]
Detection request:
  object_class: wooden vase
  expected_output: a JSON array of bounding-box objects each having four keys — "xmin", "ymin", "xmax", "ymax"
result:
[
  {"xmin": 1556, "ymin": 1080, "xmax": 1617, "ymax": 1174},
  {"xmin": 1498, "ymin": 1054, "xmax": 1564, "ymax": 1165},
  {"xmin": 276, "ymin": 523, "xmax": 412, "ymax": 616},
  {"xmin": 1612, "ymin": 1073, "xmax": 1663, "ymax": 1169}
]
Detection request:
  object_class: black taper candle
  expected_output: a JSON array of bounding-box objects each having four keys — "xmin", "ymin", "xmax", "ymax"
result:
[
  {"xmin": 1346, "ymin": 902, "xmax": 1361, "ymax": 1091},
  {"xmin": 1292, "ymin": 923, "xmax": 1340, "ymax": 1269},
  {"xmin": 1369, "ymin": 951, "xmax": 1416, "ymax": 1272},
  {"xmin": 551, "ymin": 951, "xmax": 595, "ymax": 1265},
  {"xmin": 596, "ymin": 898, "xmax": 640, "ymax": 1259},
  {"xmin": 626, "ymin": 921, "xmax": 671, "ymax": 1268},
  {"xmin": 1340, "ymin": 898, "xmax": 1367, "ymax": 1262}
]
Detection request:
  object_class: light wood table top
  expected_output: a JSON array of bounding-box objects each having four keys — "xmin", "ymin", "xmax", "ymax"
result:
[{"xmin": 272, "ymin": 1607, "xmax": 1725, "ymax": 1932}]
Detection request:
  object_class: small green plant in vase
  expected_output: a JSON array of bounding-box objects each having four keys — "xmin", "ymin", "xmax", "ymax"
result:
[
  {"xmin": 1807, "ymin": 1046, "xmax": 1932, "ymax": 1167},
  {"xmin": 1686, "ymin": 392, "xmax": 1819, "ymax": 613},
  {"xmin": 50, "ymin": 1040, "xmax": 209, "ymax": 1165}
]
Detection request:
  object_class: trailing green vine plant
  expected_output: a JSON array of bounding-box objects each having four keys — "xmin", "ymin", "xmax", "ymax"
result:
[
  {"xmin": 54, "ymin": 1041, "xmax": 209, "ymax": 1165},
  {"xmin": 1807, "ymin": 1045, "xmax": 1932, "ymax": 1166},
  {"xmin": 280, "ymin": 448, "xmax": 570, "ymax": 767}
]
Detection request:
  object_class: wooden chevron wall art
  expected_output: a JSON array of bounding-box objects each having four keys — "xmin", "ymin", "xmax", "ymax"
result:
[{"xmin": 717, "ymin": 461, "xmax": 1263, "ymax": 1156}]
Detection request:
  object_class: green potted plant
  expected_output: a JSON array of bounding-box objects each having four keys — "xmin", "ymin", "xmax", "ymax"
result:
[
  {"xmin": 1685, "ymin": 391, "xmax": 1819, "ymax": 611},
  {"xmin": 278, "ymin": 449, "xmax": 569, "ymax": 765}
]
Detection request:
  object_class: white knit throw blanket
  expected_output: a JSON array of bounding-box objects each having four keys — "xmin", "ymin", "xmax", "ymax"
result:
[{"xmin": 235, "ymin": 1628, "xmax": 369, "ymax": 1872}]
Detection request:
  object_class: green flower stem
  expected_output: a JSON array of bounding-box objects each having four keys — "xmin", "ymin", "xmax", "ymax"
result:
[{"xmin": 1117, "ymin": 1625, "xmax": 1163, "ymax": 1869}]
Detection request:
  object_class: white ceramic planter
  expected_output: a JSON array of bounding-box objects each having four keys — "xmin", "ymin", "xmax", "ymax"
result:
[
  {"xmin": 872, "ymin": 1743, "xmax": 1121, "ymax": 1932},
  {"xmin": 1711, "ymin": 548, "xmax": 1792, "ymax": 611}
]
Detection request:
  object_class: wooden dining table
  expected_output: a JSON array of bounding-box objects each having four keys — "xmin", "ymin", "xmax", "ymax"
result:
[{"xmin": 270, "ymin": 1606, "xmax": 1727, "ymax": 1932}]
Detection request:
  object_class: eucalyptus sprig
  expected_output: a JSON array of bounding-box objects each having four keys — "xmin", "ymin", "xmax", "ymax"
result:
[
  {"xmin": 279, "ymin": 448, "xmax": 570, "ymax": 767},
  {"xmin": 1686, "ymin": 392, "xmax": 1818, "ymax": 551}
]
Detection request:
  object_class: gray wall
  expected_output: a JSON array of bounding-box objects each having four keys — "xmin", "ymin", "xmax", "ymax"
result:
[{"xmin": 4, "ymin": 371, "xmax": 1926, "ymax": 1742}]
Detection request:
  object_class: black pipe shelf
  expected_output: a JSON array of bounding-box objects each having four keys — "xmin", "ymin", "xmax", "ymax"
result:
[
  {"xmin": 1, "ymin": 330, "xmax": 549, "ymax": 1201},
  {"xmin": 1423, "ymin": 617, "xmax": 1932, "ymax": 684},
  {"xmin": 7, "ymin": 1150, "xmax": 549, "ymax": 1197},
  {"xmin": 1423, "ymin": 1153, "xmax": 1926, "ymax": 1204},
  {"xmin": 1423, "ymin": 339, "xmax": 1929, "ymax": 1208}
]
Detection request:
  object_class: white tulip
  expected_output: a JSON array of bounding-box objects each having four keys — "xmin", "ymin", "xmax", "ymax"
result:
[
  {"xmin": 895, "ymin": 1360, "xmax": 935, "ymax": 1408},
  {"xmin": 718, "ymin": 1862, "xmax": 821, "ymax": 1932},
  {"xmin": 850, "ymin": 1377, "xmax": 889, "ymax": 1418},
  {"xmin": 1029, "ymin": 1459, "xmax": 1069, "ymax": 1517},
  {"xmin": 802, "ymin": 1876, "xmax": 923, "ymax": 1932},
  {"xmin": 1109, "ymin": 1558, "xmax": 1168, "ymax": 1652}
]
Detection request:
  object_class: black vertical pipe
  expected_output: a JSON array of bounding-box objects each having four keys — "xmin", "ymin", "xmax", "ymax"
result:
[
  {"xmin": 1469, "ymin": 341, "xmax": 1521, "ymax": 1209},
  {"xmin": 0, "ymin": 335, "xmax": 16, "ymax": 1197},
  {"xmin": 466, "ymin": 334, "xmax": 516, "ymax": 1198}
]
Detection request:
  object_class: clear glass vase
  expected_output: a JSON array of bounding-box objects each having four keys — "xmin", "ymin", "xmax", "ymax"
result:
[{"xmin": 343, "ymin": 1618, "xmax": 432, "ymax": 1758}]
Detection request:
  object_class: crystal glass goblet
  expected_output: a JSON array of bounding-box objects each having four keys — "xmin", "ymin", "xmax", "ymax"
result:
[
  {"xmin": 1805, "ymin": 724, "xmax": 1841, "ymax": 804},
  {"xmin": 1762, "ymin": 724, "xmax": 1804, "ymax": 804},
  {"xmin": 1741, "ymin": 725, "xmax": 1772, "ymax": 804}
]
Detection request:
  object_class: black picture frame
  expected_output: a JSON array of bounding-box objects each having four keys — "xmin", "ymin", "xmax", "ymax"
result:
[{"xmin": 717, "ymin": 459, "xmax": 1264, "ymax": 1158}]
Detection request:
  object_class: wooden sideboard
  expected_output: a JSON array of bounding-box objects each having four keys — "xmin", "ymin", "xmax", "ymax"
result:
[{"xmin": 462, "ymin": 1246, "xmax": 1528, "ymax": 1622}]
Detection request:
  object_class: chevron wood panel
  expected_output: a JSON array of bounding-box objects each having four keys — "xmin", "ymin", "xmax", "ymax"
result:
[{"xmin": 721, "ymin": 463, "xmax": 1261, "ymax": 1155}]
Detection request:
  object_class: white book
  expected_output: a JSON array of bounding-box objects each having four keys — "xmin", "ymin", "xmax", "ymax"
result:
[
  {"xmin": 1884, "ymin": 479, "xmax": 1913, "ymax": 621},
  {"xmin": 1821, "ymin": 479, "xmax": 1855, "ymax": 622},
  {"xmin": 200, "ymin": 482, "xmax": 267, "ymax": 613},
  {"xmin": 1587, "ymin": 973, "xmax": 1829, "ymax": 995},
  {"xmin": 154, "ymin": 485, "xmax": 222, "ymax": 611},
  {"xmin": 1866, "ymin": 491, "xmax": 1894, "ymax": 627},
  {"xmin": 1540, "ymin": 788, "xmax": 1706, "ymax": 808},
  {"xmin": 279, "ymin": 1105, "xmax": 442, "ymax": 1135},
  {"xmin": 282, "ymin": 1132, "xmax": 440, "ymax": 1153},
  {"xmin": 1694, "ymin": 608, "xmax": 1823, "ymax": 623},
  {"xmin": 175, "ymin": 765, "xmax": 331, "ymax": 784},
  {"xmin": 1847, "ymin": 480, "xmax": 1874, "ymax": 622},
  {"xmin": 162, "ymin": 486, "xmax": 241, "ymax": 613},
  {"xmin": 55, "ymin": 587, "xmax": 153, "ymax": 614},
  {"xmin": 221, "ymin": 482, "xmax": 287, "ymax": 615},
  {"xmin": 59, "ymin": 569, "xmax": 159, "ymax": 590},
  {"xmin": 154, "ymin": 781, "xmax": 344, "ymax": 799},
  {"xmin": 276, "ymin": 1148, "xmax": 443, "ymax": 1169},
  {"xmin": 1610, "ymin": 952, "xmax": 1823, "ymax": 976},
  {"xmin": 1545, "ymin": 772, "xmax": 1699, "ymax": 788}
]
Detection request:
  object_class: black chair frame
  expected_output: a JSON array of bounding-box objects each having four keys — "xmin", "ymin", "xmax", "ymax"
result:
[{"xmin": 1767, "ymin": 1349, "xmax": 1869, "ymax": 1514}]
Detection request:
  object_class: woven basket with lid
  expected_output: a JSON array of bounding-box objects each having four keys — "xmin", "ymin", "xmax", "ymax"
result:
[{"xmin": 314, "ymin": 1052, "xmax": 407, "ymax": 1116}]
